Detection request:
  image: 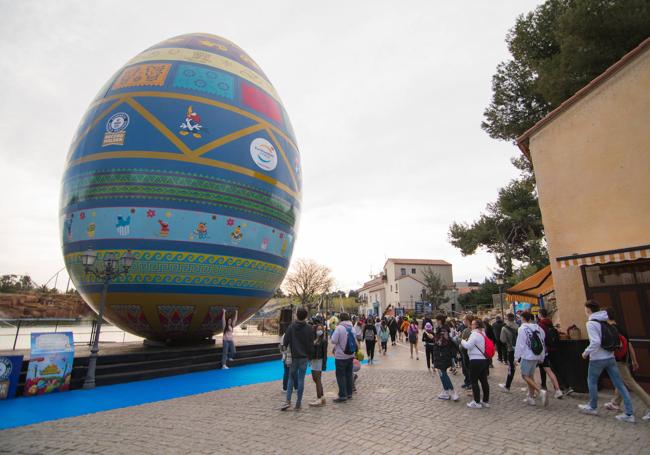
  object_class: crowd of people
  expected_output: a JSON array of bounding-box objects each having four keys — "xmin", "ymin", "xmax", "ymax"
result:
[{"xmin": 277, "ymin": 301, "xmax": 650, "ymax": 423}]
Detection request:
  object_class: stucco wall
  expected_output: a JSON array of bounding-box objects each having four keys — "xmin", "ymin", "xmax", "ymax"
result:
[{"xmin": 528, "ymin": 48, "xmax": 650, "ymax": 330}]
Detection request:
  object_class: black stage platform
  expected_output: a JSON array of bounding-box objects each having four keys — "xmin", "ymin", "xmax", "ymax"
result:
[{"xmin": 11, "ymin": 337, "xmax": 281, "ymax": 394}]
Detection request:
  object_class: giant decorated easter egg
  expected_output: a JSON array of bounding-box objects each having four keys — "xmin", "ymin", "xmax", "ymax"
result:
[{"xmin": 60, "ymin": 34, "xmax": 301, "ymax": 342}]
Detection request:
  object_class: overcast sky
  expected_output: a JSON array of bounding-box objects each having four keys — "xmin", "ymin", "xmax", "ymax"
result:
[{"xmin": 0, "ymin": 0, "xmax": 541, "ymax": 291}]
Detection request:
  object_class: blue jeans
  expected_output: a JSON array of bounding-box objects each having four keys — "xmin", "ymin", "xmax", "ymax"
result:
[
  {"xmin": 438, "ymin": 368, "xmax": 453, "ymax": 390},
  {"xmin": 286, "ymin": 358, "xmax": 308, "ymax": 405},
  {"xmin": 335, "ymin": 358, "xmax": 354, "ymax": 399},
  {"xmin": 588, "ymin": 357, "xmax": 633, "ymax": 415},
  {"xmin": 222, "ymin": 340, "xmax": 236, "ymax": 367}
]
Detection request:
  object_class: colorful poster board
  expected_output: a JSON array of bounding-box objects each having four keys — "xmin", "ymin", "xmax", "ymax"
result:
[
  {"xmin": 24, "ymin": 332, "xmax": 74, "ymax": 396},
  {"xmin": 0, "ymin": 355, "xmax": 23, "ymax": 400}
]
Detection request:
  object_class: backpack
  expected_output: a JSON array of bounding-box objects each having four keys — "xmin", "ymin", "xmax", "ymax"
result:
[
  {"xmin": 343, "ymin": 327, "xmax": 358, "ymax": 355},
  {"xmin": 479, "ymin": 333, "xmax": 495, "ymax": 358},
  {"xmin": 598, "ymin": 321, "xmax": 621, "ymax": 352},
  {"xmin": 364, "ymin": 327, "xmax": 375, "ymax": 341},
  {"xmin": 546, "ymin": 325, "xmax": 560, "ymax": 350},
  {"xmin": 528, "ymin": 329, "xmax": 544, "ymax": 356},
  {"xmin": 408, "ymin": 325, "xmax": 418, "ymax": 343},
  {"xmin": 614, "ymin": 335, "xmax": 628, "ymax": 361}
]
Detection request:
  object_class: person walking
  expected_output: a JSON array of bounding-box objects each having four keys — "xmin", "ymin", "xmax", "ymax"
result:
[
  {"xmin": 498, "ymin": 313, "xmax": 519, "ymax": 393},
  {"xmin": 331, "ymin": 312, "xmax": 356, "ymax": 403},
  {"xmin": 309, "ymin": 324, "xmax": 328, "ymax": 407},
  {"xmin": 604, "ymin": 308, "xmax": 650, "ymax": 421},
  {"xmin": 460, "ymin": 315, "xmax": 473, "ymax": 390},
  {"xmin": 221, "ymin": 309, "xmax": 238, "ymax": 369},
  {"xmin": 408, "ymin": 318, "xmax": 420, "ymax": 360},
  {"xmin": 536, "ymin": 309, "xmax": 563, "ymax": 399},
  {"xmin": 363, "ymin": 316, "xmax": 378, "ymax": 364},
  {"xmin": 400, "ymin": 317, "xmax": 410, "ymax": 343},
  {"xmin": 432, "ymin": 314, "xmax": 459, "ymax": 402},
  {"xmin": 423, "ymin": 322, "xmax": 435, "ymax": 370},
  {"xmin": 281, "ymin": 307, "xmax": 314, "ymax": 411},
  {"xmin": 579, "ymin": 301, "xmax": 635, "ymax": 422},
  {"xmin": 461, "ymin": 318, "xmax": 490, "ymax": 408},
  {"xmin": 515, "ymin": 311, "xmax": 547, "ymax": 407},
  {"xmin": 492, "ymin": 315, "xmax": 506, "ymax": 363},
  {"xmin": 280, "ymin": 332, "xmax": 289, "ymax": 392},
  {"xmin": 379, "ymin": 320, "xmax": 390, "ymax": 355},
  {"xmin": 388, "ymin": 316, "xmax": 398, "ymax": 346}
]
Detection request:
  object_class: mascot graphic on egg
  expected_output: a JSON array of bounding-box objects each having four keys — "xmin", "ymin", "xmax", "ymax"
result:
[{"xmin": 60, "ymin": 34, "xmax": 301, "ymax": 342}]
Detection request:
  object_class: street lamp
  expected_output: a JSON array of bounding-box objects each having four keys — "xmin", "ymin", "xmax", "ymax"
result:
[
  {"xmin": 80, "ymin": 249, "xmax": 134, "ymax": 389},
  {"xmin": 496, "ymin": 276, "xmax": 505, "ymax": 319}
]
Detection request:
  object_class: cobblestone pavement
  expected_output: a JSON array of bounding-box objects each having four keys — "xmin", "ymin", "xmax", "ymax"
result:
[{"xmin": 2, "ymin": 344, "xmax": 649, "ymax": 454}]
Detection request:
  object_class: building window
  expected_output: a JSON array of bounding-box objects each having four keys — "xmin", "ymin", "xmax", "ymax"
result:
[
  {"xmin": 411, "ymin": 268, "xmax": 416, "ymax": 274},
  {"xmin": 400, "ymin": 268, "xmax": 406, "ymax": 276},
  {"xmin": 396, "ymin": 283, "xmax": 399, "ymax": 291},
  {"xmin": 390, "ymin": 285, "xmax": 392, "ymax": 292}
]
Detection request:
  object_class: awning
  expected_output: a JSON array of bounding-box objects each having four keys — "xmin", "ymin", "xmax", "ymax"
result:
[
  {"xmin": 505, "ymin": 265, "xmax": 554, "ymax": 305},
  {"xmin": 556, "ymin": 244, "xmax": 650, "ymax": 268}
]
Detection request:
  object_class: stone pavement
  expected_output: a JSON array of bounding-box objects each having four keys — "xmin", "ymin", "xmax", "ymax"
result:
[{"xmin": 2, "ymin": 341, "xmax": 649, "ymax": 454}]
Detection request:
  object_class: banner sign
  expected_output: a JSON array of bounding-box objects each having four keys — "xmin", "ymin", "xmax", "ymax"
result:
[
  {"xmin": 0, "ymin": 355, "xmax": 23, "ymax": 400},
  {"xmin": 24, "ymin": 332, "xmax": 75, "ymax": 396},
  {"xmin": 414, "ymin": 301, "xmax": 432, "ymax": 316}
]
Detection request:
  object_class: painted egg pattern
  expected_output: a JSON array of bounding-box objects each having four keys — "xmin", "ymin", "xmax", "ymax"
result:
[{"xmin": 60, "ymin": 33, "xmax": 301, "ymax": 341}]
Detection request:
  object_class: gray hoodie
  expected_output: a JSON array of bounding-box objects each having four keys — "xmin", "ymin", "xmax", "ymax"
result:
[
  {"xmin": 500, "ymin": 321, "xmax": 518, "ymax": 352},
  {"xmin": 331, "ymin": 320, "xmax": 355, "ymax": 360},
  {"xmin": 583, "ymin": 310, "xmax": 615, "ymax": 361}
]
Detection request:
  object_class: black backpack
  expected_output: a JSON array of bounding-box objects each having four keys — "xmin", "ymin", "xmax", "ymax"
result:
[
  {"xmin": 546, "ymin": 325, "xmax": 560, "ymax": 349},
  {"xmin": 598, "ymin": 321, "xmax": 621, "ymax": 351},
  {"xmin": 528, "ymin": 329, "xmax": 544, "ymax": 355}
]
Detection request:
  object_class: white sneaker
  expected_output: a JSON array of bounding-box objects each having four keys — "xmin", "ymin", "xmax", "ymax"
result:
[
  {"xmin": 540, "ymin": 389, "xmax": 548, "ymax": 407},
  {"xmin": 604, "ymin": 401, "xmax": 620, "ymax": 411},
  {"xmin": 466, "ymin": 400, "xmax": 482, "ymax": 409},
  {"xmin": 480, "ymin": 401, "xmax": 490, "ymax": 408},
  {"xmin": 525, "ymin": 397, "xmax": 536, "ymax": 406},
  {"xmin": 222, "ymin": 365, "xmax": 229, "ymax": 370},
  {"xmin": 498, "ymin": 383, "xmax": 510, "ymax": 393},
  {"xmin": 438, "ymin": 391, "xmax": 450, "ymax": 400},
  {"xmin": 554, "ymin": 390, "xmax": 563, "ymax": 399},
  {"xmin": 615, "ymin": 414, "xmax": 635, "ymax": 423},
  {"xmin": 578, "ymin": 404, "xmax": 598, "ymax": 415},
  {"xmin": 450, "ymin": 391, "xmax": 460, "ymax": 402},
  {"xmin": 642, "ymin": 410, "xmax": 650, "ymax": 421}
]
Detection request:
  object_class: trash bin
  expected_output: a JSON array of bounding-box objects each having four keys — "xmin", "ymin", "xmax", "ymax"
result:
[{"xmin": 554, "ymin": 339, "xmax": 589, "ymax": 393}]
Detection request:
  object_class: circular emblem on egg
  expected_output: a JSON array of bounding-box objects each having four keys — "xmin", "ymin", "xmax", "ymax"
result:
[
  {"xmin": 60, "ymin": 33, "xmax": 301, "ymax": 342},
  {"xmin": 250, "ymin": 138, "xmax": 278, "ymax": 171},
  {"xmin": 106, "ymin": 112, "xmax": 130, "ymax": 133}
]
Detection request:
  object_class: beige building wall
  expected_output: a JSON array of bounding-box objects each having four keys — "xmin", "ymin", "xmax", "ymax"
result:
[{"xmin": 528, "ymin": 47, "xmax": 650, "ymax": 330}]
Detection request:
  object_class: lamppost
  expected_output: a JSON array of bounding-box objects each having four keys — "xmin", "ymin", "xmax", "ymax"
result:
[
  {"xmin": 80, "ymin": 249, "xmax": 134, "ymax": 389},
  {"xmin": 496, "ymin": 276, "xmax": 505, "ymax": 319}
]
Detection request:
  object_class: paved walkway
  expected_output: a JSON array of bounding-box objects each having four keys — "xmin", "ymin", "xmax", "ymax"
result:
[{"xmin": 1, "ymin": 341, "xmax": 649, "ymax": 454}]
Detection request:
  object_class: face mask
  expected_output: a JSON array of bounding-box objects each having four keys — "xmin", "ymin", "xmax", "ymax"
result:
[{"xmin": 316, "ymin": 330, "xmax": 323, "ymax": 336}]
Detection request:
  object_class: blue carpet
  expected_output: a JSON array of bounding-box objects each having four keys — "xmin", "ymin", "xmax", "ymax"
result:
[{"xmin": 0, "ymin": 358, "xmax": 342, "ymax": 430}]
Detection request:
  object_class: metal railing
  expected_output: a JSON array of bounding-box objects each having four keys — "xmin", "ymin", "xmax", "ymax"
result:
[{"xmin": 0, "ymin": 317, "xmax": 280, "ymax": 350}]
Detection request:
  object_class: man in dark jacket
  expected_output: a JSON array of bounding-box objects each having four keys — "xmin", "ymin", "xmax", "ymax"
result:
[
  {"xmin": 281, "ymin": 307, "xmax": 314, "ymax": 411},
  {"xmin": 492, "ymin": 316, "xmax": 506, "ymax": 363}
]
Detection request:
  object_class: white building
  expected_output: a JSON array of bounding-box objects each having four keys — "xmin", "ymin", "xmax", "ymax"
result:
[{"xmin": 358, "ymin": 258, "xmax": 454, "ymax": 316}]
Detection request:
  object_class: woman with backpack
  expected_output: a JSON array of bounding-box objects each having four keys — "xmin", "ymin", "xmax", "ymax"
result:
[
  {"xmin": 536, "ymin": 309, "xmax": 563, "ymax": 399},
  {"xmin": 363, "ymin": 316, "xmax": 378, "ymax": 364},
  {"xmin": 379, "ymin": 320, "xmax": 390, "ymax": 355},
  {"xmin": 461, "ymin": 318, "xmax": 490, "ymax": 408},
  {"xmin": 388, "ymin": 316, "xmax": 398, "ymax": 346},
  {"xmin": 408, "ymin": 318, "xmax": 420, "ymax": 360},
  {"xmin": 309, "ymin": 324, "xmax": 328, "ymax": 407},
  {"xmin": 432, "ymin": 315, "xmax": 460, "ymax": 401}
]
